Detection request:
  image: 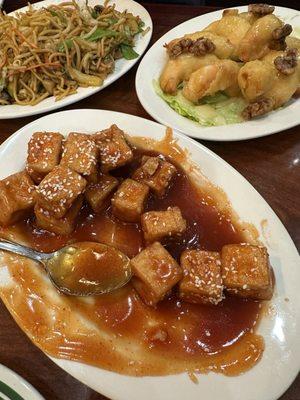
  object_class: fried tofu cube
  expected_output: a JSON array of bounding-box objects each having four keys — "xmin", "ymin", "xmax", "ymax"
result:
[
  {"xmin": 34, "ymin": 196, "xmax": 83, "ymax": 235},
  {"xmin": 93, "ymin": 125, "xmax": 133, "ymax": 172},
  {"xmin": 85, "ymin": 174, "xmax": 119, "ymax": 212},
  {"xmin": 221, "ymin": 244, "xmax": 273, "ymax": 300},
  {"xmin": 141, "ymin": 206, "xmax": 186, "ymax": 243},
  {"xmin": 35, "ymin": 166, "xmax": 86, "ymax": 218},
  {"xmin": 60, "ymin": 132, "xmax": 98, "ymax": 178},
  {"xmin": 0, "ymin": 171, "xmax": 35, "ymax": 226},
  {"xmin": 132, "ymin": 156, "xmax": 176, "ymax": 197},
  {"xmin": 111, "ymin": 178, "xmax": 149, "ymax": 222},
  {"xmin": 26, "ymin": 132, "xmax": 63, "ymax": 183},
  {"xmin": 179, "ymin": 250, "xmax": 223, "ymax": 305},
  {"xmin": 131, "ymin": 242, "xmax": 183, "ymax": 306}
]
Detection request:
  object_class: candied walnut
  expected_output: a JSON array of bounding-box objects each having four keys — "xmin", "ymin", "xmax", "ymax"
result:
[
  {"xmin": 190, "ymin": 38, "xmax": 215, "ymax": 57},
  {"xmin": 269, "ymin": 38, "xmax": 287, "ymax": 51},
  {"xmin": 248, "ymin": 4, "xmax": 275, "ymax": 15},
  {"xmin": 274, "ymin": 48, "xmax": 298, "ymax": 75},
  {"xmin": 166, "ymin": 38, "xmax": 192, "ymax": 58},
  {"xmin": 286, "ymin": 48, "xmax": 299, "ymax": 58},
  {"xmin": 242, "ymin": 98, "xmax": 274, "ymax": 120},
  {"xmin": 272, "ymin": 24, "xmax": 292, "ymax": 40},
  {"xmin": 167, "ymin": 37, "xmax": 215, "ymax": 58}
]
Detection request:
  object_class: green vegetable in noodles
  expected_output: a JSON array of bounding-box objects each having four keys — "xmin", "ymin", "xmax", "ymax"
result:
[
  {"xmin": 57, "ymin": 39, "xmax": 74, "ymax": 52},
  {"xmin": 86, "ymin": 28, "xmax": 118, "ymax": 42},
  {"xmin": 120, "ymin": 44, "xmax": 139, "ymax": 60}
]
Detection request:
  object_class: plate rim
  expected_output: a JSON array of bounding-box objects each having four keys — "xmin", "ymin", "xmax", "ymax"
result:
[
  {"xmin": 0, "ymin": 0, "xmax": 153, "ymax": 120},
  {"xmin": 0, "ymin": 363, "xmax": 45, "ymax": 400},
  {"xmin": 0, "ymin": 109, "xmax": 299, "ymax": 400},
  {"xmin": 135, "ymin": 5, "xmax": 300, "ymax": 141}
]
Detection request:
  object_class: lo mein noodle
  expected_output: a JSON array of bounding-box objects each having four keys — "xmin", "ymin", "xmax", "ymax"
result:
[{"xmin": 0, "ymin": 1, "xmax": 146, "ymax": 105}]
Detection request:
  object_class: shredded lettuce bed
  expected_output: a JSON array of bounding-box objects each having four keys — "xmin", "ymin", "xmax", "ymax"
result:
[{"xmin": 153, "ymin": 80, "xmax": 246, "ymax": 127}]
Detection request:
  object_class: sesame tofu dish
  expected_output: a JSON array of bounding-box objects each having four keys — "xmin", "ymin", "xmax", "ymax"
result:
[{"xmin": 0, "ymin": 125, "xmax": 274, "ymax": 377}]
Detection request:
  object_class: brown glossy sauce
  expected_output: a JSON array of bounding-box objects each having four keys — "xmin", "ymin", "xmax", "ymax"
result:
[
  {"xmin": 0, "ymin": 133, "xmax": 265, "ymax": 377},
  {"xmin": 47, "ymin": 242, "xmax": 131, "ymax": 295}
]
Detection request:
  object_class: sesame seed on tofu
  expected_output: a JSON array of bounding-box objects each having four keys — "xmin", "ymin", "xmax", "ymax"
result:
[
  {"xmin": 35, "ymin": 165, "xmax": 86, "ymax": 218},
  {"xmin": 179, "ymin": 250, "xmax": 223, "ymax": 305}
]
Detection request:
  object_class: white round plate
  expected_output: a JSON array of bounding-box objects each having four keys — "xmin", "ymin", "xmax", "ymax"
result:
[
  {"xmin": 136, "ymin": 6, "xmax": 300, "ymax": 141},
  {"xmin": 0, "ymin": 0, "xmax": 152, "ymax": 120},
  {"xmin": 0, "ymin": 109, "xmax": 299, "ymax": 400},
  {"xmin": 0, "ymin": 364, "xmax": 44, "ymax": 400}
]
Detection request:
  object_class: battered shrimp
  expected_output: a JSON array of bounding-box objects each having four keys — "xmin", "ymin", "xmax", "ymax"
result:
[
  {"xmin": 262, "ymin": 50, "xmax": 299, "ymax": 107},
  {"xmin": 167, "ymin": 31, "xmax": 234, "ymax": 59},
  {"xmin": 239, "ymin": 50, "xmax": 299, "ymax": 118},
  {"xmin": 159, "ymin": 53, "xmax": 219, "ymax": 94},
  {"xmin": 182, "ymin": 60, "xmax": 241, "ymax": 103},
  {"xmin": 238, "ymin": 11, "xmax": 260, "ymax": 25},
  {"xmin": 237, "ymin": 14, "xmax": 283, "ymax": 61},
  {"xmin": 205, "ymin": 15, "xmax": 251, "ymax": 58},
  {"xmin": 238, "ymin": 60, "xmax": 276, "ymax": 101}
]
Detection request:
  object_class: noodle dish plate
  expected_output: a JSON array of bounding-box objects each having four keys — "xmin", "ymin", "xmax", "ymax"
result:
[{"xmin": 0, "ymin": 0, "xmax": 152, "ymax": 119}]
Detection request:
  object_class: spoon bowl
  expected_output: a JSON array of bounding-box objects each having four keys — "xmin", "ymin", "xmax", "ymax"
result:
[{"xmin": 0, "ymin": 239, "xmax": 132, "ymax": 296}]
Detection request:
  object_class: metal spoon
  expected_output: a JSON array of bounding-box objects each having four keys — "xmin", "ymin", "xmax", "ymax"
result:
[{"xmin": 0, "ymin": 239, "xmax": 132, "ymax": 296}]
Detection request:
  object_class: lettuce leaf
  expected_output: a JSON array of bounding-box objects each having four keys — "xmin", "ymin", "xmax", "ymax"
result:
[{"xmin": 153, "ymin": 80, "xmax": 246, "ymax": 126}]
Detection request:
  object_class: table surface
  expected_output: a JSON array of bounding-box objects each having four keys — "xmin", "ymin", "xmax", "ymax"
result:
[{"xmin": 1, "ymin": 2, "xmax": 299, "ymax": 400}]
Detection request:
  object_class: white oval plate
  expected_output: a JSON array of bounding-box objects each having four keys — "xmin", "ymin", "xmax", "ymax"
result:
[
  {"xmin": 0, "ymin": 0, "xmax": 152, "ymax": 120},
  {"xmin": 136, "ymin": 6, "xmax": 300, "ymax": 141},
  {"xmin": 0, "ymin": 364, "xmax": 44, "ymax": 400},
  {"xmin": 0, "ymin": 109, "xmax": 299, "ymax": 400}
]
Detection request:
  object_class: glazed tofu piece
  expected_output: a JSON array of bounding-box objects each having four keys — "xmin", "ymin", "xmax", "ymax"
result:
[
  {"xmin": 35, "ymin": 166, "xmax": 86, "ymax": 218},
  {"xmin": 111, "ymin": 178, "xmax": 149, "ymax": 222},
  {"xmin": 60, "ymin": 133, "xmax": 98, "ymax": 179},
  {"xmin": 85, "ymin": 174, "xmax": 119, "ymax": 213},
  {"xmin": 221, "ymin": 244, "xmax": 273, "ymax": 300},
  {"xmin": 93, "ymin": 125, "xmax": 133, "ymax": 172},
  {"xmin": 141, "ymin": 206, "xmax": 186, "ymax": 243},
  {"xmin": 35, "ymin": 196, "xmax": 83, "ymax": 235},
  {"xmin": 26, "ymin": 132, "xmax": 63, "ymax": 183},
  {"xmin": 179, "ymin": 250, "xmax": 223, "ymax": 305},
  {"xmin": 0, "ymin": 171, "xmax": 35, "ymax": 226},
  {"xmin": 132, "ymin": 156, "xmax": 176, "ymax": 197},
  {"xmin": 131, "ymin": 242, "xmax": 183, "ymax": 306}
]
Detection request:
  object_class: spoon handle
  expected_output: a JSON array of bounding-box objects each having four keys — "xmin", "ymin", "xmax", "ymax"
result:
[{"xmin": 0, "ymin": 238, "xmax": 50, "ymax": 263}]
